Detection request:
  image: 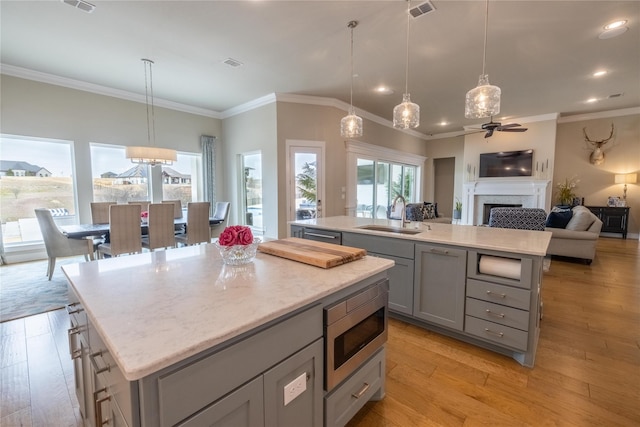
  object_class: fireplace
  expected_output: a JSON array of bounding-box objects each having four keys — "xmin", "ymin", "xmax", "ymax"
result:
[
  {"xmin": 462, "ymin": 179, "xmax": 551, "ymax": 225},
  {"xmin": 483, "ymin": 203, "xmax": 522, "ymax": 224}
]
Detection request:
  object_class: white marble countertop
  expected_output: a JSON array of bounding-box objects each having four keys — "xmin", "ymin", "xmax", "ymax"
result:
[
  {"xmin": 291, "ymin": 216, "xmax": 552, "ymax": 257},
  {"xmin": 62, "ymin": 244, "xmax": 393, "ymax": 381}
]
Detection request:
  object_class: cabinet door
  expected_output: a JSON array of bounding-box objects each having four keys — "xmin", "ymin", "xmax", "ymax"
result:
[
  {"xmin": 414, "ymin": 244, "xmax": 467, "ymax": 330},
  {"xmin": 178, "ymin": 376, "xmax": 265, "ymax": 427},
  {"xmin": 264, "ymin": 339, "xmax": 323, "ymax": 427},
  {"xmin": 369, "ymin": 252, "xmax": 414, "ymax": 315}
]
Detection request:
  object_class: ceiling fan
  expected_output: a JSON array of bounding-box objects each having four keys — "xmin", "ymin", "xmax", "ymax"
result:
[{"xmin": 469, "ymin": 118, "xmax": 528, "ymax": 138}]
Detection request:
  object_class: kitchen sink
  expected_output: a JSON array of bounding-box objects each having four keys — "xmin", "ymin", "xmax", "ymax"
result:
[{"xmin": 357, "ymin": 225, "xmax": 423, "ymax": 235}]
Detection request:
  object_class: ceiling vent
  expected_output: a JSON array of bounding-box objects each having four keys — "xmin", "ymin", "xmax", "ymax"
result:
[
  {"xmin": 410, "ymin": 1, "xmax": 436, "ymax": 18},
  {"xmin": 223, "ymin": 58, "xmax": 244, "ymax": 68},
  {"xmin": 61, "ymin": 0, "xmax": 95, "ymax": 13}
]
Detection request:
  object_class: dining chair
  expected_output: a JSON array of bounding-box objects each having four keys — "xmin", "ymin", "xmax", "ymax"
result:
[
  {"xmin": 97, "ymin": 204, "xmax": 142, "ymax": 258},
  {"xmin": 162, "ymin": 200, "xmax": 183, "ymax": 219},
  {"xmin": 128, "ymin": 200, "xmax": 150, "ymax": 213},
  {"xmin": 90, "ymin": 201, "xmax": 116, "ymax": 224},
  {"xmin": 210, "ymin": 201, "xmax": 231, "ymax": 240},
  {"xmin": 175, "ymin": 202, "xmax": 211, "ymax": 246},
  {"xmin": 34, "ymin": 208, "xmax": 95, "ymax": 280},
  {"xmin": 142, "ymin": 203, "xmax": 176, "ymax": 251}
]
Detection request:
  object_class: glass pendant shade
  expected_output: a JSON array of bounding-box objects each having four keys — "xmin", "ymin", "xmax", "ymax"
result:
[
  {"xmin": 393, "ymin": 93, "xmax": 420, "ymax": 129},
  {"xmin": 341, "ymin": 107, "xmax": 363, "ymax": 138},
  {"xmin": 465, "ymin": 74, "xmax": 501, "ymax": 119}
]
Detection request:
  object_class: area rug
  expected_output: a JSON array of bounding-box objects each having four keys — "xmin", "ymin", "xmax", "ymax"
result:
[{"xmin": 0, "ymin": 256, "xmax": 86, "ymax": 323}]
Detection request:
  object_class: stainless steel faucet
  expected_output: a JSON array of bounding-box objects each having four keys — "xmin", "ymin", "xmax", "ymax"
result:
[{"xmin": 391, "ymin": 195, "xmax": 410, "ymax": 227}]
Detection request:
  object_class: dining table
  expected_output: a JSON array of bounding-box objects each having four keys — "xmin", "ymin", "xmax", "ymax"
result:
[{"xmin": 61, "ymin": 217, "xmax": 224, "ymax": 239}]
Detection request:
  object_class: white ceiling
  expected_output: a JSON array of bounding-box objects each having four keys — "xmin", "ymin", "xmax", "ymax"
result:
[{"xmin": 1, "ymin": 1, "xmax": 639, "ymax": 138}]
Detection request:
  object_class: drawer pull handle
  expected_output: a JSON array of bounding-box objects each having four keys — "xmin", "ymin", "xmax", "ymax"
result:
[
  {"xmin": 67, "ymin": 327, "xmax": 82, "ymax": 359},
  {"xmin": 484, "ymin": 328, "xmax": 504, "ymax": 338},
  {"xmin": 94, "ymin": 387, "xmax": 111, "ymax": 426},
  {"xmin": 352, "ymin": 382, "xmax": 370, "ymax": 399},
  {"xmin": 429, "ymin": 248, "xmax": 449, "ymax": 255},
  {"xmin": 485, "ymin": 309, "xmax": 505, "ymax": 318},
  {"xmin": 66, "ymin": 303, "xmax": 83, "ymax": 315},
  {"xmin": 486, "ymin": 290, "xmax": 506, "ymax": 298},
  {"xmin": 305, "ymin": 232, "xmax": 337, "ymax": 239},
  {"xmin": 90, "ymin": 350, "xmax": 111, "ymax": 374}
]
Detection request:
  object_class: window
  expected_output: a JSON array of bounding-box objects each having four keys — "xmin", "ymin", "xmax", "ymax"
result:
[
  {"xmin": 91, "ymin": 144, "xmax": 150, "ymax": 202},
  {"xmin": 90, "ymin": 144, "xmax": 200, "ymax": 207},
  {"xmin": 346, "ymin": 141, "xmax": 426, "ymax": 219},
  {"xmin": 0, "ymin": 134, "xmax": 76, "ymax": 245},
  {"xmin": 162, "ymin": 153, "xmax": 200, "ymax": 210}
]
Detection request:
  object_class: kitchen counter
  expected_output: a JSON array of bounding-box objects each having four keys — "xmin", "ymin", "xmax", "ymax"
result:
[
  {"xmin": 290, "ymin": 216, "xmax": 551, "ymax": 256},
  {"xmin": 62, "ymin": 243, "xmax": 393, "ymax": 381}
]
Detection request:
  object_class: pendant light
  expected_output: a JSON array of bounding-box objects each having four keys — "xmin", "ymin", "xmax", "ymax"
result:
[
  {"xmin": 125, "ymin": 59, "xmax": 177, "ymax": 166},
  {"xmin": 465, "ymin": 0, "xmax": 501, "ymax": 119},
  {"xmin": 340, "ymin": 20, "xmax": 363, "ymax": 138},
  {"xmin": 393, "ymin": 0, "xmax": 420, "ymax": 129}
]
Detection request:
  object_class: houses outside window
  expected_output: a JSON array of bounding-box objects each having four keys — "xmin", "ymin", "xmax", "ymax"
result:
[{"xmin": 0, "ymin": 134, "xmax": 76, "ymax": 245}]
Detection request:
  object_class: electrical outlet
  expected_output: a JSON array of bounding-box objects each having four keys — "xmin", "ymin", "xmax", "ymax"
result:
[{"xmin": 283, "ymin": 372, "xmax": 307, "ymax": 406}]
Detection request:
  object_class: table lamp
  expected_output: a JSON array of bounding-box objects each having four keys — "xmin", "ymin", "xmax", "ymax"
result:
[{"xmin": 614, "ymin": 173, "xmax": 637, "ymax": 200}]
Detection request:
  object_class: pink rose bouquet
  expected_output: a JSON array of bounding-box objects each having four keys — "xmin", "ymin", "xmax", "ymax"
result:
[
  {"xmin": 141, "ymin": 211, "xmax": 149, "ymax": 219},
  {"xmin": 218, "ymin": 225, "xmax": 254, "ymax": 246}
]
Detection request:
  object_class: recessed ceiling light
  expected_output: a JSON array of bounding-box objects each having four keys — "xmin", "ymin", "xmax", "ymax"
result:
[
  {"xmin": 604, "ymin": 20, "xmax": 627, "ymax": 30},
  {"xmin": 593, "ymin": 70, "xmax": 608, "ymax": 77},
  {"xmin": 439, "ymin": 121, "xmax": 448, "ymax": 126},
  {"xmin": 374, "ymin": 86, "xmax": 394, "ymax": 95},
  {"xmin": 586, "ymin": 98, "xmax": 599, "ymax": 103},
  {"xmin": 599, "ymin": 20, "xmax": 628, "ymax": 39}
]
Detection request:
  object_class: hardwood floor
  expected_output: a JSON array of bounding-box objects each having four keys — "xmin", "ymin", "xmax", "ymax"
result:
[{"xmin": 1, "ymin": 237, "xmax": 638, "ymax": 426}]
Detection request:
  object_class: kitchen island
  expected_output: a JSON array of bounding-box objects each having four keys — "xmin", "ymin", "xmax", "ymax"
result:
[
  {"xmin": 62, "ymin": 243, "xmax": 393, "ymax": 427},
  {"xmin": 291, "ymin": 216, "xmax": 552, "ymax": 368}
]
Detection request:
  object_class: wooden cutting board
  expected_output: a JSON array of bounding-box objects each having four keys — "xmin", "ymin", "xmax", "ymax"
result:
[{"xmin": 257, "ymin": 237, "xmax": 366, "ymax": 268}]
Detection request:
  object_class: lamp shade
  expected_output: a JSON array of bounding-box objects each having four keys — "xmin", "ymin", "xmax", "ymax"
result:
[
  {"xmin": 465, "ymin": 74, "xmax": 501, "ymax": 119},
  {"xmin": 341, "ymin": 108, "xmax": 363, "ymax": 138},
  {"xmin": 615, "ymin": 173, "xmax": 638, "ymax": 184},
  {"xmin": 126, "ymin": 146, "xmax": 177, "ymax": 166}
]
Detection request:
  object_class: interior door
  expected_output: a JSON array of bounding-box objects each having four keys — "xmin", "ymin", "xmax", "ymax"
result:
[{"xmin": 286, "ymin": 141, "xmax": 325, "ymax": 225}]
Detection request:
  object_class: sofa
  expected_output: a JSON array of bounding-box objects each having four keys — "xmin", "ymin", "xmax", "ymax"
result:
[{"xmin": 544, "ymin": 205, "xmax": 603, "ymax": 264}]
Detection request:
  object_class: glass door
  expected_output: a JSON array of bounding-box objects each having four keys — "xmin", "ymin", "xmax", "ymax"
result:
[
  {"xmin": 241, "ymin": 152, "xmax": 263, "ymax": 234},
  {"xmin": 286, "ymin": 141, "xmax": 325, "ymax": 224}
]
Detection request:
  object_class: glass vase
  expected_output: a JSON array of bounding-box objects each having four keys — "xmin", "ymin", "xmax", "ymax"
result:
[{"xmin": 215, "ymin": 238, "xmax": 261, "ymax": 265}]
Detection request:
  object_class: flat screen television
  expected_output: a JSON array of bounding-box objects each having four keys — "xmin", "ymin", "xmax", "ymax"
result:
[{"xmin": 479, "ymin": 149, "xmax": 533, "ymax": 178}]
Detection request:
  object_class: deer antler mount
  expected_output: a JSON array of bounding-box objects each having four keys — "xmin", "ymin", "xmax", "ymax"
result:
[{"xmin": 583, "ymin": 123, "xmax": 614, "ymax": 165}]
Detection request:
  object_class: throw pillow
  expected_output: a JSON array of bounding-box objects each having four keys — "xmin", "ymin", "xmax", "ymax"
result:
[
  {"xmin": 423, "ymin": 202, "xmax": 438, "ymax": 219},
  {"xmin": 405, "ymin": 204, "xmax": 424, "ymax": 221},
  {"xmin": 423, "ymin": 203, "xmax": 435, "ymax": 219},
  {"xmin": 545, "ymin": 206, "xmax": 573, "ymax": 228},
  {"xmin": 565, "ymin": 207, "xmax": 596, "ymax": 231}
]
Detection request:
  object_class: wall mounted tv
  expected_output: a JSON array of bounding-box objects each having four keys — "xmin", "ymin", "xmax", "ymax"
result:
[{"xmin": 479, "ymin": 149, "xmax": 533, "ymax": 178}]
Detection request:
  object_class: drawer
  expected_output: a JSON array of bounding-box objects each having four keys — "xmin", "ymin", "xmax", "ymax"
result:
[
  {"xmin": 466, "ymin": 278, "xmax": 531, "ymax": 311},
  {"xmin": 325, "ymin": 347, "xmax": 385, "ymax": 427},
  {"xmin": 465, "ymin": 298, "xmax": 529, "ymax": 331},
  {"xmin": 464, "ymin": 316, "xmax": 528, "ymax": 351},
  {"xmin": 342, "ymin": 232, "xmax": 414, "ymax": 259},
  {"xmin": 302, "ymin": 228, "xmax": 342, "ymax": 245},
  {"xmin": 158, "ymin": 305, "xmax": 322, "ymax": 427},
  {"xmin": 88, "ymin": 323, "xmax": 137, "ymax": 427}
]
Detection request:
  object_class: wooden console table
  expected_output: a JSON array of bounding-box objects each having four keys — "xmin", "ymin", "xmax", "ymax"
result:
[{"xmin": 586, "ymin": 206, "xmax": 630, "ymax": 239}]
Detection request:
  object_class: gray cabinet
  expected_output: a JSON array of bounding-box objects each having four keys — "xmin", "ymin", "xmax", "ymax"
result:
[
  {"xmin": 413, "ymin": 243, "xmax": 467, "ymax": 330},
  {"xmin": 342, "ymin": 232, "xmax": 414, "ymax": 315}
]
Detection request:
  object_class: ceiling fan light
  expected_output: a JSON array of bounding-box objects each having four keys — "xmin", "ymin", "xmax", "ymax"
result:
[
  {"xmin": 341, "ymin": 107, "xmax": 363, "ymax": 138},
  {"xmin": 465, "ymin": 74, "xmax": 501, "ymax": 119},
  {"xmin": 393, "ymin": 93, "xmax": 420, "ymax": 129}
]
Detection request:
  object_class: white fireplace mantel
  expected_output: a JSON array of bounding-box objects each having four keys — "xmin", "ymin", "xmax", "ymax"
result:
[{"xmin": 461, "ymin": 179, "xmax": 551, "ymax": 225}]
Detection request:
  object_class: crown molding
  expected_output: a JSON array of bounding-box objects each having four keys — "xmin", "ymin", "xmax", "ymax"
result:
[
  {"xmin": 558, "ymin": 107, "xmax": 640, "ymax": 123},
  {"xmin": 1, "ymin": 63, "xmax": 221, "ymax": 119}
]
